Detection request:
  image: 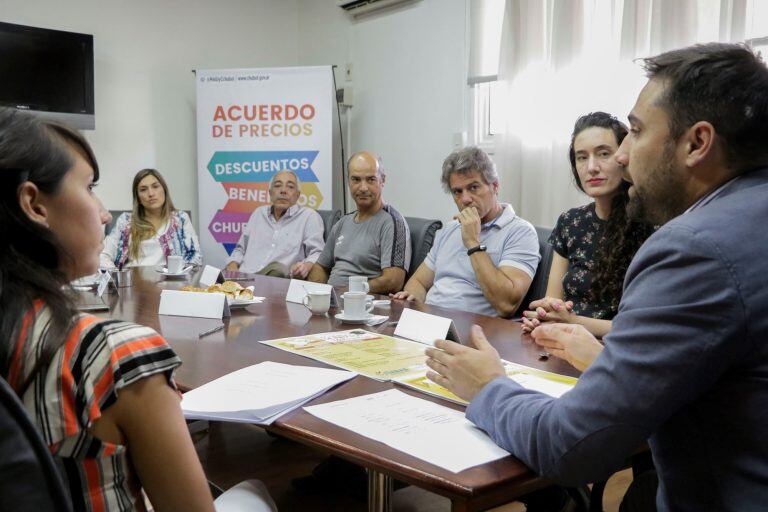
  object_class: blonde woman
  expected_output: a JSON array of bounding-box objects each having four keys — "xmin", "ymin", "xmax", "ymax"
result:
[{"xmin": 101, "ymin": 169, "xmax": 202, "ymax": 268}]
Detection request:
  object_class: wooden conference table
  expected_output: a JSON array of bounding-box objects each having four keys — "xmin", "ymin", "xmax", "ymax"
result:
[{"xmin": 95, "ymin": 267, "xmax": 580, "ymax": 512}]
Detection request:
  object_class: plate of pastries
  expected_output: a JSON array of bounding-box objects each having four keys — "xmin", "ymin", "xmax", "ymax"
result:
[{"xmin": 180, "ymin": 281, "xmax": 261, "ymax": 307}]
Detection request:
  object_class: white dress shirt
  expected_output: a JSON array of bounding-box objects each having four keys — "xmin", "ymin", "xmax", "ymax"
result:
[{"xmin": 226, "ymin": 204, "xmax": 325, "ymax": 273}]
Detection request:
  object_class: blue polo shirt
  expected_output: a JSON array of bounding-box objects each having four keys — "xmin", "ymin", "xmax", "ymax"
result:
[{"xmin": 424, "ymin": 204, "xmax": 540, "ymax": 316}]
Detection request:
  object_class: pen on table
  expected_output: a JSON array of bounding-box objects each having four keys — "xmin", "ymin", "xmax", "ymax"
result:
[{"xmin": 199, "ymin": 323, "xmax": 225, "ymax": 338}]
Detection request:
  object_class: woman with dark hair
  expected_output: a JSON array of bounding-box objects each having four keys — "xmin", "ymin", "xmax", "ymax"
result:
[
  {"xmin": 521, "ymin": 112, "xmax": 655, "ymax": 343},
  {"xmin": 101, "ymin": 168, "xmax": 202, "ymax": 268},
  {"xmin": 0, "ymin": 109, "xmax": 275, "ymax": 511}
]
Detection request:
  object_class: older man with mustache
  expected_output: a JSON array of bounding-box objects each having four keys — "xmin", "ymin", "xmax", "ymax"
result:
[{"xmin": 225, "ymin": 170, "xmax": 324, "ymax": 278}]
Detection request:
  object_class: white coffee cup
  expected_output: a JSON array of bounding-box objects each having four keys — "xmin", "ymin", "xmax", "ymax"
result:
[
  {"xmin": 349, "ymin": 276, "xmax": 370, "ymax": 293},
  {"xmin": 342, "ymin": 291, "xmax": 374, "ymax": 319},
  {"xmin": 167, "ymin": 255, "xmax": 184, "ymax": 273},
  {"xmin": 302, "ymin": 291, "xmax": 331, "ymax": 315}
]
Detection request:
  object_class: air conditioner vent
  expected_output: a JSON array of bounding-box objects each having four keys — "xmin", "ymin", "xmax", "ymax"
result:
[{"xmin": 336, "ymin": 0, "xmax": 421, "ymax": 17}]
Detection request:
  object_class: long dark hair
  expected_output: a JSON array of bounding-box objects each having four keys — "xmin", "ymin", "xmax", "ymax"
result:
[
  {"xmin": 568, "ymin": 112, "xmax": 655, "ymax": 312},
  {"xmin": 0, "ymin": 108, "xmax": 100, "ymax": 395}
]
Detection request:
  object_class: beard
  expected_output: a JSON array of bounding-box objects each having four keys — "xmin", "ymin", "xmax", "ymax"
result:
[{"xmin": 626, "ymin": 143, "xmax": 687, "ymax": 226}]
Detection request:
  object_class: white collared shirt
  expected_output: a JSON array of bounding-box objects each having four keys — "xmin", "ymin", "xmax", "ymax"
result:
[{"xmin": 226, "ymin": 204, "xmax": 325, "ymax": 273}]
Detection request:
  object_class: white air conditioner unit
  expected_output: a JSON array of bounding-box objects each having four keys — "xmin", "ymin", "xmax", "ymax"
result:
[{"xmin": 336, "ymin": 0, "xmax": 421, "ymax": 17}]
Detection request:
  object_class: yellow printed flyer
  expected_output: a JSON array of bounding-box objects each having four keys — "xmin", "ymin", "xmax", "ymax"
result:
[
  {"xmin": 259, "ymin": 329, "xmax": 428, "ymax": 381},
  {"xmin": 396, "ymin": 361, "xmax": 579, "ymax": 406}
]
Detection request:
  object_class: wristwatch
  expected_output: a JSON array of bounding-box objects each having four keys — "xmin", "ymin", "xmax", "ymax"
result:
[{"xmin": 467, "ymin": 244, "xmax": 487, "ymax": 256}]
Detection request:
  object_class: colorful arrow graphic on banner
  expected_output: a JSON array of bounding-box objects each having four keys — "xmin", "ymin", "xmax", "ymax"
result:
[
  {"xmin": 207, "ymin": 151, "xmax": 320, "ymax": 183},
  {"xmin": 296, "ymin": 182, "xmax": 324, "ymax": 210},
  {"xmin": 208, "ymin": 209, "xmax": 251, "ymax": 246},
  {"xmin": 206, "ymin": 150, "xmax": 323, "ymax": 255},
  {"xmin": 221, "ymin": 182, "xmax": 324, "ymax": 213},
  {"xmin": 222, "ymin": 183, "xmax": 271, "ymax": 213}
]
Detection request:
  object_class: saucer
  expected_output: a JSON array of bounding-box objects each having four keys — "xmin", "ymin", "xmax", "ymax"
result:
[
  {"xmin": 228, "ymin": 297, "xmax": 264, "ymax": 308},
  {"xmin": 156, "ymin": 265, "xmax": 193, "ymax": 278},
  {"xmin": 335, "ymin": 312, "xmax": 374, "ymax": 324},
  {"xmin": 344, "ymin": 293, "xmax": 375, "ymax": 301}
]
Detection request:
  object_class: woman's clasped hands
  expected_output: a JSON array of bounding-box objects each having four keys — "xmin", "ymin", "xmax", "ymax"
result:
[{"xmin": 521, "ymin": 297, "xmax": 575, "ymax": 333}]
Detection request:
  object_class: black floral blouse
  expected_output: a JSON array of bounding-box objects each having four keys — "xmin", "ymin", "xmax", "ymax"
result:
[{"xmin": 549, "ymin": 203, "xmax": 615, "ymax": 319}]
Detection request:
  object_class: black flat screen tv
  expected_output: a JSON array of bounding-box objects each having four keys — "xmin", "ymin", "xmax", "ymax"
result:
[{"xmin": 0, "ymin": 21, "xmax": 94, "ymax": 129}]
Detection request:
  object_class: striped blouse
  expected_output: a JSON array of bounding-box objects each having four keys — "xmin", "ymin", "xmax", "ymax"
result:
[{"xmin": 9, "ymin": 302, "xmax": 182, "ymax": 512}]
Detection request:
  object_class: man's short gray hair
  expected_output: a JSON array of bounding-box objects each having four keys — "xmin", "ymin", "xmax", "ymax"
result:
[
  {"xmin": 269, "ymin": 169, "xmax": 301, "ymax": 189},
  {"xmin": 440, "ymin": 146, "xmax": 498, "ymax": 193}
]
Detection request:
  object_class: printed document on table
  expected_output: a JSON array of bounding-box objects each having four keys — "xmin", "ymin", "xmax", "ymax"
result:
[
  {"xmin": 181, "ymin": 361, "xmax": 355, "ymax": 425},
  {"xmin": 260, "ymin": 329, "xmax": 428, "ymax": 381},
  {"xmin": 396, "ymin": 360, "xmax": 578, "ymax": 405},
  {"xmin": 304, "ymin": 389, "xmax": 509, "ymax": 473}
]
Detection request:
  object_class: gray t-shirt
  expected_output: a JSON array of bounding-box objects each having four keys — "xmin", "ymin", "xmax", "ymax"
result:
[{"xmin": 317, "ymin": 204, "xmax": 411, "ymax": 287}]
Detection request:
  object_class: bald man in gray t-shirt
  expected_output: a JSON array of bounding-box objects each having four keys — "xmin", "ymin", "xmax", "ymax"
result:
[
  {"xmin": 308, "ymin": 151, "xmax": 411, "ymax": 294},
  {"xmin": 317, "ymin": 204, "xmax": 410, "ymax": 288}
]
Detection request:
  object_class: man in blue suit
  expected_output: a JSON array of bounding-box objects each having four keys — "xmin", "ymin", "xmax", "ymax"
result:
[{"xmin": 425, "ymin": 43, "xmax": 768, "ymax": 511}]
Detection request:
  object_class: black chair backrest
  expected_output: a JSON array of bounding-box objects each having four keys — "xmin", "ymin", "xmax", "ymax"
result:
[
  {"xmin": 0, "ymin": 377, "xmax": 72, "ymax": 512},
  {"xmin": 405, "ymin": 216, "xmax": 443, "ymax": 274},
  {"xmin": 514, "ymin": 225, "xmax": 554, "ymax": 318},
  {"xmin": 106, "ymin": 209, "xmax": 191, "ymax": 236},
  {"xmin": 317, "ymin": 209, "xmax": 342, "ymax": 242}
]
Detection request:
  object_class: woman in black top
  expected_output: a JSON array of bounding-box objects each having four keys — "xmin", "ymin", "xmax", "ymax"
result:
[{"xmin": 522, "ymin": 112, "xmax": 654, "ymax": 338}]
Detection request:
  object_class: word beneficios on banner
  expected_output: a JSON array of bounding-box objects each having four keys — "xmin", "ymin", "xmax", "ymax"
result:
[{"xmin": 212, "ymin": 103, "xmax": 316, "ymax": 138}]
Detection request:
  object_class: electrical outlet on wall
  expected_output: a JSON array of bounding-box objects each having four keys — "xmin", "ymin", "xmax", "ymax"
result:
[{"xmin": 345, "ymin": 62, "xmax": 353, "ymax": 82}]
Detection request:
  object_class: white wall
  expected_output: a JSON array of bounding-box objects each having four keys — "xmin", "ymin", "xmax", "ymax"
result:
[
  {"xmin": 297, "ymin": 1, "xmax": 351, "ymax": 213},
  {"xmin": 298, "ymin": 0, "xmax": 468, "ymax": 223},
  {"xmin": 1, "ymin": 0, "xmax": 300, "ymax": 224},
  {"xmin": 3, "ymin": 0, "xmax": 468, "ymax": 227}
]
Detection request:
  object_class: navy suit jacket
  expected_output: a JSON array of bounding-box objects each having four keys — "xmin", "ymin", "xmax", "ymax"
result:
[{"xmin": 467, "ymin": 167, "xmax": 768, "ymax": 511}]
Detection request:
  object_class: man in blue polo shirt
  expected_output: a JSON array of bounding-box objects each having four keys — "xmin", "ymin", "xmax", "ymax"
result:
[{"xmin": 392, "ymin": 146, "xmax": 539, "ymax": 317}]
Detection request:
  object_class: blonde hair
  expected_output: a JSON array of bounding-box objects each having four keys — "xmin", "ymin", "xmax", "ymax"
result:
[{"xmin": 129, "ymin": 168, "xmax": 175, "ymax": 260}]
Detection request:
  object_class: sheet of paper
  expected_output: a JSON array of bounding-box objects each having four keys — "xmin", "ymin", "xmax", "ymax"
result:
[
  {"xmin": 394, "ymin": 308, "xmax": 452, "ymax": 346},
  {"xmin": 286, "ymin": 279, "xmax": 334, "ymax": 304},
  {"xmin": 304, "ymin": 389, "xmax": 509, "ymax": 473},
  {"xmin": 181, "ymin": 361, "xmax": 355, "ymax": 424},
  {"xmin": 396, "ymin": 361, "xmax": 578, "ymax": 405},
  {"xmin": 260, "ymin": 329, "xmax": 428, "ymax": 381},
  {"xmin": 199, "ymin": 264, "xmax": 221, "ymax": 287},
  {"xmin": 159, "ymin": 289, "xmax": 229, "ymax": 319},
  {"xmin": 509, "ymin": 373, "xmax": 574, "ymax": 398}
]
